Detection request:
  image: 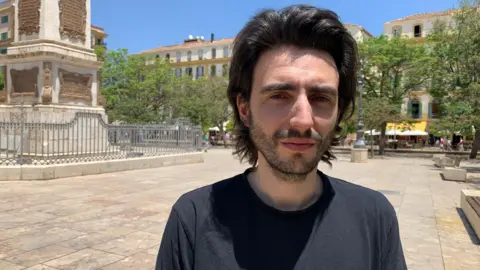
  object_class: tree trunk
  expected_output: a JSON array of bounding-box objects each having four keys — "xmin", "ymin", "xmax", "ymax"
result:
[
  {"xmin": 370, "ymin": 129, "xmax": 375, "ymax": 158},
  {"xmin": 379, "ymin": 122, "xmax": 387, "ymax": 155},
  {"xmin": 470, "ymin": 128, "xmax": 480, "ymax": 159},
  {"xmin": 219, "ymin": 125, "xmax": 227, "ymax": 148}
]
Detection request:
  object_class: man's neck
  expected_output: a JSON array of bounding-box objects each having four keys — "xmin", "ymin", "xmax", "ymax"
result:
[{"xmin": 248, "ymin": 160, "xmax": 323, "ymax": 211}]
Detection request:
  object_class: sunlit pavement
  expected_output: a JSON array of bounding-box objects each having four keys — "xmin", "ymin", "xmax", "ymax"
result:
[{"xmin": 0, "ymin": 149, "xmax": 479, "ymax": 269}]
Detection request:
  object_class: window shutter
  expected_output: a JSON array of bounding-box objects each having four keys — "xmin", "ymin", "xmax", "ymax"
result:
[
  {"xmin": 407, "ymin": 101, "xmax": 412, "ymax": 117},
  {"xmin": 418, "ymin": 102, "xmax": 423, "ymax": 119},
  {"xmin": 428, "ymin": 103, "xmax": 432, "ymax": 119}
]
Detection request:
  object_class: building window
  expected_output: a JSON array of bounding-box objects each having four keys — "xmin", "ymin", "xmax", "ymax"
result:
[
  {"xmin": 165, "ymin": 53, "xmax": 170, "ymax": 60},
  {"xmin": 176, "ymin": 52, "xmax": 181, "ymax": 63},
  {"xmin": 187, "ymin": 51, "xmax": 192, "ymax": 61},
  {"xmin": 96, "ymin": 38, "xmax": 102, "ymax": 45},
  {"xmin": 409, "ymin": 99, "xmax": 421, "ymax": 119},
  {"xmin": 223, "ymin": 46, "xmax": 229, "ymax": 58},
  {"xmin": 392, "ymin": 26, "xmax": 402, "ymax": 38},
  {"xmin": 429, "ymin": 99, "xmax": 440, "ymax": 119},
  {"xmin": 196, "ymin": 66, "xmax": 204, "ymax": 78},
  {"xmin": 414, "ymin": 24, "xmax": 422, "ymax": 38},
  {"xmin": 211, "ymin": 48, "xmax": 216, "ymax": 59},
  {"xmin": 198, "ymin": 49, "xmax": 203, "ymax": 60},
  {"xmin": 1, "ymin": 16, "xmax": 7, "ymax": 24},
  {"xmin": 210, "ymin": 65, "xmax": 216, "ymax": 77},
  {"xmin": 1, "ymin": 32, "xmax": 7, "ymax": 40},
  {"xmin": 222, "ymin": 64, "xmax": 228, "ymax": 76},
  {"xmin": 175, "ymin": 68, "xmax": 182, "ymax": 78},
  {"xmin": 0, "ymin": 48, "xmax": 7, "ymax": 55},
  {"xmin": 155, "ymin": 54, "xmax": 160, "ymax": 59},
  {"xmin": 186, "ymin": 67, "xmax": 193, "ymax": 77}
]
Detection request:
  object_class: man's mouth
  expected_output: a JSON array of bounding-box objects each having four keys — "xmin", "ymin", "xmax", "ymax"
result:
[{"xmin": 280, "ymin": 139, "xmax": 316, "ymax": 151}]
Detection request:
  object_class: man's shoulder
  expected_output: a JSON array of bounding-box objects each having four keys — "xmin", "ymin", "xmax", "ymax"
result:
[
  {"xmin": 170, "ymin": 172, "xmax": 245, "ymax": 219},
  {"xmin": 327, "ymin": 174, "xmax": 396, "ymax": 217}
]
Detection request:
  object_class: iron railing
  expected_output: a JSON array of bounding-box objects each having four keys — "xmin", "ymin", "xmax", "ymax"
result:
[{"xmin": 0, "ymin": 108, "xmax": 203, "ymax": 166}]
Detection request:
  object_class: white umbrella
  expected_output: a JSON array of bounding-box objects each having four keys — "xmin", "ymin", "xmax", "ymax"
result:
[
  {"xmin": 385, "ymin": 129, "xmax": 401, "ymax": 136},
  {"xmin": 400, "ymin": 130, "xmax": 428, "ymax": 136},
  {"xmin": 365, "ymin": 130, "xmax": 380, "ymax": 136}
]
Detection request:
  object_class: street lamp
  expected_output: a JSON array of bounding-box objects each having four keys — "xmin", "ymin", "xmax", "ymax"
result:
[{"xmin": 354, "ymin": 75, "xmax": 366, "ymax": 148}]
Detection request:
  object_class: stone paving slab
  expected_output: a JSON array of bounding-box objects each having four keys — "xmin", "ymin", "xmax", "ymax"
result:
[{"xmin": 0, "ymin": 149, "xmax": 478, "ymax": 269}]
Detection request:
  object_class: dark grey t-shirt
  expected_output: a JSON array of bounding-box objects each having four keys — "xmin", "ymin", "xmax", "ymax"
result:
[{"xmin": 156, "ymin": 168, "xmax": 407, "ymax": 270}]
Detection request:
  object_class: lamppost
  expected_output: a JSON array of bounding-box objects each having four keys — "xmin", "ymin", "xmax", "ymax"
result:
[{"xmin": 354, "ymin": 75, "xmax": 366, "ymax": 148}]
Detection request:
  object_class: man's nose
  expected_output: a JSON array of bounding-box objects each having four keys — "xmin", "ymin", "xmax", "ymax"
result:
[{"xmin": 289, "ymin": 95, "xmax": 314, "ymax": 132}]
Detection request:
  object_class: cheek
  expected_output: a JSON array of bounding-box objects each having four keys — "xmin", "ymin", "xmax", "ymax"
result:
[
  {"xmin": 250, "ymin": 105, "xmax": 283, "ymax": 133},
  {"xmin": 313, "ymin": 108, "xmax": 338, "ymax": 132}
]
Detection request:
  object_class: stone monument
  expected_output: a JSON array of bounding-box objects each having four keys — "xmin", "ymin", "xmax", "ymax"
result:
[
  {"xmin": 0, "ymin": 0, "xmax": 107, "ymax": 160},
  {"xmin": 0, "ymin": 0, "xmax": 103, "ymax": 114}
]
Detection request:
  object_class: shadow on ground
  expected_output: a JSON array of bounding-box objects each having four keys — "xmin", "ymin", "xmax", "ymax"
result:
[
  {"xmin": 456, "ymin": 207, "xmax": 480, "ymax": 245},
  {"xmin": 464, "ymin": 166, "xmax": 480, "ymax": 174}
]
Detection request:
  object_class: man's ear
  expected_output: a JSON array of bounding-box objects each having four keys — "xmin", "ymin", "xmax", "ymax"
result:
[{"xmin": 236, "ymin": 95, "xmax": 250, "ymax": 127}]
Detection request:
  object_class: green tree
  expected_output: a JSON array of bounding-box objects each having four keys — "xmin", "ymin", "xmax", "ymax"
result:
[
  {"xmin": 101, "ymin": 49, "xmax": 178, "ymax": 123},
  {"xmin": 424, "ymin": 0, "xmax": 480, "ymax": 158},
  {"xmin": 359, "ymin": 35, "xmax": 429, "ymax": 154},
  {"xmin": 362, "ymin": 96, "xmax": 410, "ymax": 155},
  {"xmin": 204, "ymin": 77, "xmax": 231, "ymax": 147},
  {"xmin": 170, "ymin": 76, "xmax": 231, "ymax": 146},
  {"xmin": 170, "ymin": 76, "xmax": 212, "ymax": 128},
  {"xmin": 94, "ymin": 45, "xmax": 106, "ymax": 62}
]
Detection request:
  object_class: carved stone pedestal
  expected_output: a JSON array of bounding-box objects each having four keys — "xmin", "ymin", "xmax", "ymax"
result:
[{"xmin": 351, "ymin": 148, "xmax": 368, "ymax": 163}]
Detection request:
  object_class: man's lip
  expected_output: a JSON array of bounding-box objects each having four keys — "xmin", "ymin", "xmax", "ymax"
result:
[{"xmin": 280, "ymin": 139, "xmax": 316, "ymax": 145}]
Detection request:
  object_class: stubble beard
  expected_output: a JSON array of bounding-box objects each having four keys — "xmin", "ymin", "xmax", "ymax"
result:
[{"xmin": 249, "ymin": 116, "xmax": 335, "ymax": 182}]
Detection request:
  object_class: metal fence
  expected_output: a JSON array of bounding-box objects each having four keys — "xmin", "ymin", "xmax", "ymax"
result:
[{"xmin": 0, "ymin": 109, "xmax": 203, "ymax": 166}]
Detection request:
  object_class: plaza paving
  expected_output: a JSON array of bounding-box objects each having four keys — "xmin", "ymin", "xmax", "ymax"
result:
[{"xmin": 0, "ymin": 149, "xmax": 479, "ymax": 270}]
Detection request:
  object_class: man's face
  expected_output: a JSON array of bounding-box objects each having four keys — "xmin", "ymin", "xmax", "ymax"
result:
[{"xmin": 237, "ymin": 46, "xmax": 339, "ymax": 181}]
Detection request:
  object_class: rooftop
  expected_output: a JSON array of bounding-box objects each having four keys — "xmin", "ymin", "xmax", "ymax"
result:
[
  {"xmin": 344, "ymin": 23, "xmax": 374, "ymax": 37},
  {"xmin": 385, "ymin": 8, "xmax": 458, "ymax": 24},
  {"xmin": 139, "ymin": 37, "xmax": 235, "ymax": 54},
  {"xmin": 139, "ymin": 23, "xmax": 372, "ymax": 55}
]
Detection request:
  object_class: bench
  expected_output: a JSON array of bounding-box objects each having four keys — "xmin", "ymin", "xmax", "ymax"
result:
[
  {"xmin": 460, "ymin": 189, "xmax": 480, "ymax": 237},
  {"xmin": 443, "ymin": 167, "xmax": 467, "ymax": 182},
  {"xmin": 434, "ymin": 156, "xmax": 455, "ymax": 168}
]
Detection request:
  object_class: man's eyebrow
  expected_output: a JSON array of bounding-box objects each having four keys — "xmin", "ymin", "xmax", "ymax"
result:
[
  {"xmin": 260, "ymin": 83, "xmax": 296, "ymax": 94},
  {"xmin": 261, "ymin": 83, "xmax": 338, "ymax": 95}
]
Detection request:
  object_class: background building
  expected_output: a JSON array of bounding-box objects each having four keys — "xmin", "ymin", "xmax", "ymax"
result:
[
  {"xmin": 91, "ymin": 25, "xmax": 108, "ymax": 49},
  {"xmin": 383, "ymin": 9, "xmax": 455, "ymax": 40},
  {"xmin": 138, "ymin": 24, "xmax": 372, "ymax": 80},
  {"xmin": 383, "ymin": 9, "xmax": 456, "ymax": 134},
  {"xmin": 140, "ymin": 34, "xmax": 232, "ymax": 80}
]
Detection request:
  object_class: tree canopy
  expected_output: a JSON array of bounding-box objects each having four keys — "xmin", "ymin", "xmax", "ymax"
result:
[{"xmin": 423, "ymin": 0, "xmax": 480, "ymax": 157}]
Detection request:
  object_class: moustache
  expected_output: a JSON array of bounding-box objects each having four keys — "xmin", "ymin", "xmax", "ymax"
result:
[{"xmin": 273, "ymin": 129, "xmax": 325, "ymax": 141}]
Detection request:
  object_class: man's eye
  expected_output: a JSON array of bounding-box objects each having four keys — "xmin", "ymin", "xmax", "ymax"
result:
[
  {"xmin": 310, "ymin": 96, "xmax": 330, "ymax": 102},
  {"xmin": 270, "ymin": 94, "xmax": 288, "ymax": 100}
]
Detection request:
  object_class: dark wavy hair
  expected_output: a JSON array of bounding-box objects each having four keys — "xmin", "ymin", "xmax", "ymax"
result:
[{"xmin": 227, "ymin": 5, "xmax": 358, "ymax": 166}]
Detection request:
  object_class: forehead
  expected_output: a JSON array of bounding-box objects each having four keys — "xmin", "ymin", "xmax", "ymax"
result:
[{"xmin": 252, "ymin": 46, "xmax": 339, "ymax": 88}]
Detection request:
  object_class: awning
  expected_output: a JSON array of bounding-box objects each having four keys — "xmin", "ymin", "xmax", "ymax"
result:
[
  {"xmin": 365, "ymin": 130, "xmax": 381, "ymax": 136},
  {"xmin": 387, "ymin": 121, "xmax": 428, "ymax": 132},
  {"xmin": 386, "ymin": 129, "xmax": 402, "ymax": 136},
  {"xmin": 399, "ymin": 130, "xmax": 429, "ymax": 136}
]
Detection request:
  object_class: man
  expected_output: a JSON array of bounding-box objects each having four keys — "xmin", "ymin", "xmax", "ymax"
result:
[{"xmin": 156, "ymin": 5, "xmax": 406, "ymax": 270}]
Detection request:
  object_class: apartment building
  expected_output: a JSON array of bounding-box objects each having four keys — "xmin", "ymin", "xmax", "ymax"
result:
[
  {"xmin": 140, "ymin": 34, "xmax": 232, "ymax": 80},
  {"xmin": 139, "ymin": 24, "xmax": 372, "ymax": 80},
  {"xmin": 0, "ymin": 0, "xmax": 107, "ymax": 55},
  {"xmin": 384, "ymin": 9, "xmax": 455, "ymax": 41},
  {"xmin": 382, "ymin": 9, "xmax": 457, "ymax": 133}
]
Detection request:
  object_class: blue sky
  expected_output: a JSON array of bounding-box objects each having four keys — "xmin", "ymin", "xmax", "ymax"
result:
[{"xmin": 91, "ymin": 0, "xmax": 459, "ymax": 54}]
